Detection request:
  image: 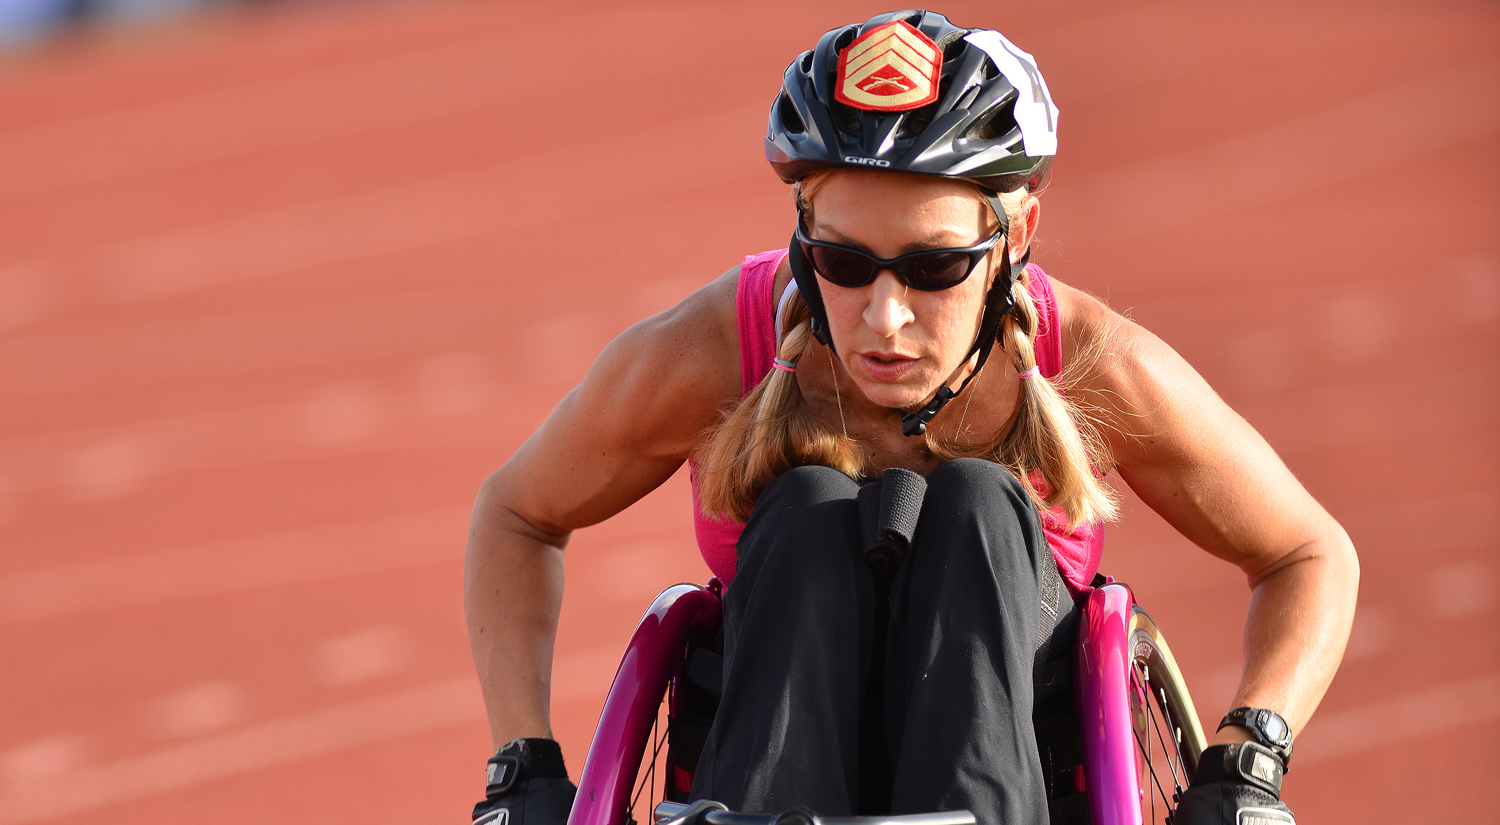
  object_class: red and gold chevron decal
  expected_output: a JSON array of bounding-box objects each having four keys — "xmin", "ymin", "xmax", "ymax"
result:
[{"xmin": 834, "ymin": 20, "xmax": 943, "ymax": 112}]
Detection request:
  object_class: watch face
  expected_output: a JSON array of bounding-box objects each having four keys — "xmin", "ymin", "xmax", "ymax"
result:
[
  {"xmin": 1258, "ymin": 710, "xmax": 1290, "ymax": 745},
  {"xmin": 1224, "ymin": 707, "xmax": 1293, "ymax": 754}
]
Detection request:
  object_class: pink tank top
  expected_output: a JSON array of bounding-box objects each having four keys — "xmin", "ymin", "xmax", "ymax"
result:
[{"xmin": 689, "ymin": 250, "xmax": 1104, "ymax": 597}]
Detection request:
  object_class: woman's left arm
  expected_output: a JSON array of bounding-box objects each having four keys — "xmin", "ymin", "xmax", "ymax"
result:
[{"xmin": 1056, "ymin": 282, "xmax": 1360, "ymax": 743}]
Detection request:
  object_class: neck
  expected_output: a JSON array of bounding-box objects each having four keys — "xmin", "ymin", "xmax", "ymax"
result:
[{"xmin": 819, "ymin": 345, "xmax": 992, "ymax": 438}]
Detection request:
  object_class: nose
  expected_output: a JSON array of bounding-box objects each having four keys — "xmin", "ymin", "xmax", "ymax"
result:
[{"xmin": 861, "ymin": 270, "xmax": 915, "ymax": 338}]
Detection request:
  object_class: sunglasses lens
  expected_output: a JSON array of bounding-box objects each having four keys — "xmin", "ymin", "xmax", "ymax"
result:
[
  {"xmin": 808, "ymin": 246, "xmax": 877, "ymax": 287},
  {"xmin": 799, "ymin": 226, "xmax": 991, "ymax": 291},
  {"xmin": 902, "ymin": 252, "xmax": 975, "ymax": 290}
]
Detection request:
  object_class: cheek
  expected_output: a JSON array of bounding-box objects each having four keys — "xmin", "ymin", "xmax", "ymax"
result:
[
  {"xmin": 917, "ymin": 285, "xmax": 986, "ymax": 346},
  {"xmin": 818, "ymin": 280, "xmax": 986, "ymax": 346},
  {"xmin": 924, "ymin": 297, "xmax": 971, "ymax": 335},
  {"xmin": 821, "ymin": 288, "xmax": 864, "ymax": 330}
]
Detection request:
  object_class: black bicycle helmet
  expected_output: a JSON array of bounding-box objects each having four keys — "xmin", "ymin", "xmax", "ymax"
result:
[{"xmin": 768, "ymin": 10, "xmax": 1061, "ymax": 436}]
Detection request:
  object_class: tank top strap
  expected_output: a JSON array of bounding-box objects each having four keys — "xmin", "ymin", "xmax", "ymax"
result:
[
  {"xmin": 1024, "ymin": 263, "xmax": 1064, "ymax": 380},
  {"xmin": 736, "ymin": 249, "xmax": 789, "ymax": 397}
]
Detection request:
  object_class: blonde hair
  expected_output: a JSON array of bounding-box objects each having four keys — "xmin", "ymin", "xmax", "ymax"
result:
[{"xmin": 697, "ymin": 173, "xmax": 1117, "ymax": 527}]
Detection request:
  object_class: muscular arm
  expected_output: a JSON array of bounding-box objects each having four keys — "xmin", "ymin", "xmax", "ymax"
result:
[
  {"xmin": 464, "ymin": 268, "xmax": 740, "ymax": 746},
  {"xmin": 1056, "ymin": 282, "xmax": 1360, "ymax": 741}
]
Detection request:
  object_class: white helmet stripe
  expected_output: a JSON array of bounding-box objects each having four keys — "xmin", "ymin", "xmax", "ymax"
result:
[{"xmin": 964, "ymin": 30, "xmax": 1060, "ymax": 156}]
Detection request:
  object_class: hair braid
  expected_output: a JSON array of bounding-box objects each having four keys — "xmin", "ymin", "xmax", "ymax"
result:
[
  {"xmin": 929, "ymin": 277, "xmax": 1116, "ymax": 527},
  {"xmin": 697, "ymin": 292, "xmax": 861, "ymax": 522}
]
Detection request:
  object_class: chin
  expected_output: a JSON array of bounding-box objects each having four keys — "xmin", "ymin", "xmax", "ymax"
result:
[{"xmin": 852, "ymin": 379, "xmax": 940, "ymax": 412}]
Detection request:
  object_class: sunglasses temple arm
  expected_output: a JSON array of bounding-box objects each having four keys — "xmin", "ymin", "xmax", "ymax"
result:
[{"xmin": 788, "ymin": 231, "xmax": 835, "ymax": 350}]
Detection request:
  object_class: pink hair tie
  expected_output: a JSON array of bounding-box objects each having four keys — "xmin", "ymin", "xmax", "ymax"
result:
[
  {"xmin": 1017, "ymin": 365, "xmax": 1041, "ymax": 379},
  {"xmin": 773, "ymin": 358, "xmax": 798, "ymax": 373}
]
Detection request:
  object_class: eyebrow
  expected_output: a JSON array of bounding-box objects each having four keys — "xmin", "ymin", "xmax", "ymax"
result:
[{"xmin": 813, "ymin": 222, "xmax": 979, "ymax": 253}]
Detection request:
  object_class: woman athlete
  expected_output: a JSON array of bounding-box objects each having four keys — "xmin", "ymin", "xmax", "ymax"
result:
[{"xmin": 464, "ymin": 10, "xmax": 1358, "ymax": 825}]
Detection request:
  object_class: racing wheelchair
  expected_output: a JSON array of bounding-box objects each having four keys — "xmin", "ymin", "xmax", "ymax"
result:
[{"xmin": 565, "ymin": 577, "xmax": 1205, "ymax": 825}]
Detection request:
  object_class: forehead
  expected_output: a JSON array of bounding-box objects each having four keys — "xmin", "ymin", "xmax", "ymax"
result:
[
  {"xmin": 809, "ymin": 171, "xmax": 987, "ymax": 219},
  {"xmin": 807, "ymin": 170, "xmax": 992, "ymax": 241}
]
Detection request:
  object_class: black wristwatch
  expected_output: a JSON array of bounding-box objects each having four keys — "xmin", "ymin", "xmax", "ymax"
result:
[{"xmin": 1218, "ymin": 707, "xmax": 1293, "ymax": 769}]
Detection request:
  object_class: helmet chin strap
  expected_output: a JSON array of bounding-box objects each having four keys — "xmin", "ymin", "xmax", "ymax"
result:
[
  {"xmin": 892, "ymin": 243, "xmax": 1022, "ymax": 436},
  {"xmin": 787, "ymin": 195, "xmax": 1029, "ymax": 438}
]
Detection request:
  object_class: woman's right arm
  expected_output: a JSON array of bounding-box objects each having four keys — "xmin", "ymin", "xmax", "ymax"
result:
[{"xmin": 464, "ymin": 268, "xmax": 741, "ymax": 747}]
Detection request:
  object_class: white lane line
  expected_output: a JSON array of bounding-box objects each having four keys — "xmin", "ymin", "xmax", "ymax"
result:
[
  {"xmin": 0, "ymin": 677, "xmax": 484, "ymax": 824},
  {"xmin": 0, "ymin": 508, "xmax": 466, "ymax": 624},
  {"xmin": 0, "ymin": 291, "xmax": 536, "ymax": 400},
  {"xmin": 1295, "ymin": 672, "xmax": 1500, "ymax": 764},
  {"xmin": 0, "ymin": 644, "xmax": 624, "ymax": 823},
  {"xmin": 0, "ymin": 108, "xmax": 757, "ymax": 398},
  {"xmin": 2, "ymin": 663, "xmax": 1484, "ymax": 821},
  {"xmin": 1059, "ymin": 60, "xmax": 1500, "ymax": 235},
  {"xmin": 85, "ymin": 102, "xmax": 765, "ymax": 306},
  {"xmin": 0, "ymin": 5, "xmax": 652, "ymax": 202},
  {"xmin": 0, "ymin": 361, "xmax": 509, "ymax": 500}
]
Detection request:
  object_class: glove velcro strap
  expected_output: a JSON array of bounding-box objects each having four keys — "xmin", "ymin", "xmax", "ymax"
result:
[
  {"xmin": 486, "ymin": 755, "xmax": 521, "ymax": 797},
  {"xmin": 1237, "ymin": 808, "xmax": 1295, "ymax": 825},
  {"xmin": 486, "ymin": 738, "xmax": 569, "ymax": 799},
  {"xmin": 1192, "ymin": 743, "xmax": 1285, "ymax": 799}
]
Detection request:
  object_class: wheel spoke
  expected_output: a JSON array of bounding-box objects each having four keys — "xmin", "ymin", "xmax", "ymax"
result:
[
  {"xmin": 1150, "ymin": 684, "xmax": 1188, "ymax": 794},
  {"xmin": 1132, "ymin": 665, "xmax": 1175, "ymax": 820},
  {"xmin": 1134, "ymin": 721, "xmax": 1174, "ymax": 817},
  {"xmin": 1145, "ymin": 670, "xmax": 1157, "ymax": 823},
  {"xmin": 1128, "ymin": 612, "xmax": 1204, "ymax": 823},
  {"xmin": 630, "ymin": 709, "xmax": 670, "ymax": 820}
]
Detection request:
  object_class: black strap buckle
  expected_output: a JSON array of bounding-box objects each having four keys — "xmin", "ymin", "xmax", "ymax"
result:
[
  {"xmin": 486, "ymin": 754, "xmax": 522, "ymax": 797},
  {"xmin": 1230, "ymin": 741, "xmax": 1286, "ymax": 798}
]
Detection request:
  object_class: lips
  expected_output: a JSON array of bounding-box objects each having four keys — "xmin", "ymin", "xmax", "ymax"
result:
[{"xmin": 857, "ymin": 350, "xmax": 918, "ymax": 382}]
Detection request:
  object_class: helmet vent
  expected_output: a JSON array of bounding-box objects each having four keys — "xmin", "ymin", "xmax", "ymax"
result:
[
  {"xmin": 961, "ymin": 101, "xmax": 1009, "ymax": 142},
  {"xmin": 937, "ymin": 30, "xmax": 968, "ymax": 60},
  {"xmin": 897, "ymin": 107, "xmax": 932, "ymax": 140},
  {"xmin": 799, "ymin": 50, "xmax": 814, "ymax": 72},
  {"xmin": 831, "ymin": 98, "xmax": 861, "ymax": 136},
  {"xmin": 896, "ymin": 75, "xmax": 951, "ymax": 139},
  {"xmin": 832, "ymin": 27, "xmax": 857, "ymax": 54},
  {"xmin": 892, "ymin": 10, "xmax": 924, "ymax": 27},
  {"xmin": 776, "ymin": 92, "xmax": 807, "ymax": 135}
]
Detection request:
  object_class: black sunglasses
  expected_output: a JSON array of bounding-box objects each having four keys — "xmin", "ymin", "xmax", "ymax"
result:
[{"xmin": 794, "ymin": 213, "xmax": 1006, "ymax": 291}]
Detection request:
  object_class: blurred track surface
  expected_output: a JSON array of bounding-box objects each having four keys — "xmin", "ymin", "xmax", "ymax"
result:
[{"xmin": 0, "ymin": 1, "xmax": 1496, "ymax": 822}]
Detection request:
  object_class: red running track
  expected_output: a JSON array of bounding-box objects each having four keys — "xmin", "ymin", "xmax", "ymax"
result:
[{"xmin": 0, "ymin": 1, "xmax": 1495, "ymax": 822}]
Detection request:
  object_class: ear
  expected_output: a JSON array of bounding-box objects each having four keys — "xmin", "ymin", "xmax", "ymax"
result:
[{"xmin": 1008, "ymin": 196, "xmax": 1041, "ymax": 265}]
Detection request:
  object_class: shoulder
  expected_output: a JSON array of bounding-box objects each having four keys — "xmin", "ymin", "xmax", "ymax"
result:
[
  {"xmin": 1048, "ymin": 275, "xmax": 1176, "ymax": 395},
  {"xmin": 492, "ymin": 265, "xmax": 746, "ymax": 532},
  {"xmin": 1047, "ymin": 276, "xmax": 1130, "ymax": 371},
  {"xmin": 1048, "ymin": 274, "xmax": 1267, "ymax": 485},
  {"xmin": 625, "ymin": 264, "xmax": 740, "ymax": 372},
  {"xmin": 1046, "ymin": 276, "xmax": 1194, "ymax": 470},
  {"xmin": 586, "ymin": 264, "xmax": 743, "ymax": 458}
]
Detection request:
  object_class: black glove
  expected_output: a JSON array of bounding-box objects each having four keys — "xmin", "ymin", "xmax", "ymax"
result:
[
  {"xmin": 1173, "ymin": 742, "xmax": 1296, "ymax": 825},
  {"xmin": 472, "ymin": 738, "xmax": 578, "ymax": 825}
]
